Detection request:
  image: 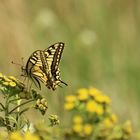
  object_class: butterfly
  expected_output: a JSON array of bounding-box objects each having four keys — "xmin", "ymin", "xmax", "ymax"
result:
[{"xmin": 23, "ymin": 42, "xmax": 67, "ymax": 90}]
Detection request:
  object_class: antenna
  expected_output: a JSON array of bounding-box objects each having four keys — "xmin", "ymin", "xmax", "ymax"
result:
[
  {"xmin": 11, "ymin": 57, "xmax": 25, "ymax": 69},
  {"xmin": 60, "ymin": 80, "xmax": 68, "ymax": 86},
  {"xmin": 11, "ymin": 61, "xmax": 22, "ymax": 67}
]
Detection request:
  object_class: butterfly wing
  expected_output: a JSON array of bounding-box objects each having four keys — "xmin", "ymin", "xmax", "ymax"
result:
[
  {"xmin": 25, "ymin": 50, "xmax": 48, "ymax": 89},
  {"xmin": 43, "ymin": 42, "xmax": 67, "ymax": 90}
]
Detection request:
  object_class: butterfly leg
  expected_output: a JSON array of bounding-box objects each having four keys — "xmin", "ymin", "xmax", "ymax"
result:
[
  {"xmin": 22, "ymin": 76, "xmax": 26, "ymax": 83},
  {"xmin": 29, "ymin": 82, "xmax": 33, "ymax": 92}
]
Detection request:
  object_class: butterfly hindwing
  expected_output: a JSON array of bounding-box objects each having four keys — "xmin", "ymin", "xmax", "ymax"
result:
[{"xmin": 25, "ymin": 50, "xmax": 46, "ymax": 89}]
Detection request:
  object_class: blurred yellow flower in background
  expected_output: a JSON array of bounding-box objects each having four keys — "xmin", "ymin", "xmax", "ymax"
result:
[
  {"xmin": 95, "ymin": 105, "xmax": 104, "ymax": 115},
  {"xmin": 95, "ymin": 95, "xmax": 111, "ymax": 104},
  {"xmin": 64, "ymin": 102, "xmax": 75, "ymax": 110},
  {"xmin": 77, "ymin": 88, "xmax": 89, "ymax": 95},
  {"xmin": 24, "ymin": 132, "xmax": 40, "ymax": 140},
  {"xmin": 77, "ymin": 88, "xmax": 89, "ymax": 101},
  {"xmin": 73, "ymin": 123, "xmax": 83, "ymax": 133},
  {"xmin": 83, "ymin": 124, "xmax": 93, "ymax": 136},
  {"xmin": 86, "ymin": 100, "xmax": 104, "ymax": 115},
  {"xmin": 9, "ymin": 132, "xmax": 40, "ymax": 140},
  {"xmin": 0, "ymin": 73, "xmax": 3, "ymax": 78},
  {"xmin": 86, "ymin": 100, "xmax": 97, "ymax": 113},
  {"xmin": 65, "ymin": 95, "xmax": 76, "ymax": 102},
  {"xmin": 123, "ymin": 120, "xmax": 133, "ymax": 135},
  {"xmin": 89, "ymin": 88, "xmax": 102, "ymax": 98},
  {"xmin": 110, "ymin": 113, "xmax": 118, "ymax": 123},
  {"xmin": 73, "ymin": 115, "xmax": 83, "ymax": 124},
  {"xmin": 64, "ymin": 95, "xmax": 77, "ymax": 110},
  {"xmin": 9, "ymin": 132, "xmax": 23, "ymax": 140},
  {"xmin": 77, "ymin": 93, "xmax": 89, "ymax": 101},
  {"xmin": 103, "ymin": 118, "xmax": 114, "ymax": 128}
]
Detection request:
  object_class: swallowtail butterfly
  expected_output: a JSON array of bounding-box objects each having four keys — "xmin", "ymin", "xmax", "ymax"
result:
[{"xmin": 23, "ymin": 42, "xmax": 67, "ymax": 90}]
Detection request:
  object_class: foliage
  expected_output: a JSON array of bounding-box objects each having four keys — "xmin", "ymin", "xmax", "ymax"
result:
[
  {"xmin": 0, "ymin": 73, "xmax": 137, "ymax": 140},
  {"xmin": 0, "ymin": 73, "xmax": 54, "ymax": 132}
]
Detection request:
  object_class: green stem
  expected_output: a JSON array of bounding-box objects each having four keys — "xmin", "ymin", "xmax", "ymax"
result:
[
  {"xmin": 5, "ymin": 95, "xmax": 12, "ymax": 131},
  {"xmin": 9, "ymin": 99, "xmax": 35, "ymax": 114},
  {"xmin": 0, "ymin": 103, "xmax": 5, "ymax": 110},
  {"xmin": 8, "ymin": 98, "xmax": 21, "ymax": 103}
]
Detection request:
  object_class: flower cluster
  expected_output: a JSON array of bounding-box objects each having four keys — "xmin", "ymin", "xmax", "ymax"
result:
[
  {"xmin": 0, "ymin": 73, "xmax": 49, "ymax": 132},
  {"xmin": 8, "ymin": 131, "xmax": 40, "ymax": 140},
  {"xmin": 72, "ymin": 115, "xmax": 93, "ymax": 136},
  {"xmin": 48, "ymin": 115, "xmax": 60, "ymax": 126},
  {"xmin": 0, "ymin": 131, "xmax": 42, "ymax": 140},
  {"xmin": 64, "ymin": 88, "xmax": 110, "ymax": 115},
  {"xmin": 0, "ymin": 73, "xmax": 26, "ymax": 97},
  {"xmin": 64, "ymin": 87, "xmax": 132, "ymax": 139},
  {"xmin": 35, "ymin": 98, "xmax": 48, "ymax": 115}
]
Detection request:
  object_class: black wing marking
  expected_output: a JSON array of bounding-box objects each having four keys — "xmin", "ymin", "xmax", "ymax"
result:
[
  {"xmin": 43, "ymin": 42, "xmax": 64, "ymax": 74},
  {"xmin": 51, "ymin": 42, "xmax": 64, "ymax": 74},
  {"xmin": 25, "ymin": 50, "xmax": 47, "ymax": 89}
]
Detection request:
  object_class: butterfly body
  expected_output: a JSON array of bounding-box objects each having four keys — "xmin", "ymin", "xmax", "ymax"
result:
[{"xmin": 24, "ymin": 42, "xmax": 67, "ymax": 90}]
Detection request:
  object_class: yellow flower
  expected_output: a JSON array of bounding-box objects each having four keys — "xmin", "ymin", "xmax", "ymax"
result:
[
  {"xmin": 86, "ymin": 100, "xmax": 97, "ymax": 113},
  {"xmin": 65, "ymin": 95, "xmax": 76, "ymax": 102},
  {"xmin": 64, "ymin": 102, "xmax": 75, "ymax": 110},
  {"xmin": 86, "ymin": 100, "xmax": 104, "ymax": 115},
  {"xmin": 95, "ymin": 95, "xmax": 111, "ymax": 104},
  {"xmin": 9, "ymin": 76, "xmax": 17, "ymax": 82},
  {"xmin": 77, "ymin": 88, "xmax": 89, "ymax": 95},
  {"xmin": 3, "ymin": 76, "xmax": 11, "ymax": 82},
  {"xmin": 9, "ymin": 132, "xmax": 23, "ymax": 140},
  {"xmin": 83, "ymin": 124, "xmax": 93, "ymax": 135},
  {"xmin": 95, "ymin": 105, "xmax": 104, "ymax": 115},
  {"xmin": 73, "ymin": 115, "xmax": 83, "ymax": 124},
  {"xmin": 3, "ymin": 82, "xmax": 9, "ymax": 86},
  {"xmin": 123, "ymin": 120, "xmax": 132, "ymax": 135},
  {"xmin": 103, "ymin": 118, "xmax": 113, "ymax": 128},
  {"xmin": 9, "ymin": 81, "xmax": 16, "ymax": 87},
  {"xmin": 73, "ymin": 123, "xmax": 83, "ymax": 133},
  {"xmin": 77, "ymin": 93, "xmax": 89, "ymax": 101},
  {"xmin": 110, "ymin": 113, "xmax": 118, "ymax": 123},
  {"xmin": 0, "ymin": 73, "xmax": 3, "ymax": 78},
  {"xmin": 89, "ymin": 88, "xmax": 102, "ymax": 97},
  {"xmin": 25, "ymin": 132, "xmax": 40, "ymax": 140},
  {"xmin": 77, "ymin": 88, "xmax": 89, "ymax": 101}
]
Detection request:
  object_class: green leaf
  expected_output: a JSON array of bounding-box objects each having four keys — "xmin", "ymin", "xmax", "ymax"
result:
[{"xmin": 0, "ymin": 116, "xmax": 5, "ymax": 127}]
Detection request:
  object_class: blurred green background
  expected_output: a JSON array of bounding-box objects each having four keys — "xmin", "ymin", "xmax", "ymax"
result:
[{"xmin": 0, "ymin": 0, "xmax": 140, "ymax": 129}]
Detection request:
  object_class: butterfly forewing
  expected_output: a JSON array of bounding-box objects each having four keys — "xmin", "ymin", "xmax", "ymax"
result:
[
  {"xmin": 44, "ymin": 43, "xmax": 64, "ymax": 70},
  {"xmin": 51, "ymin": 43, "xmax": 64, "ymax": 73},
  {"xmin": 44, "ymin": 42, "xmax": 65, "ymax": 89}
]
